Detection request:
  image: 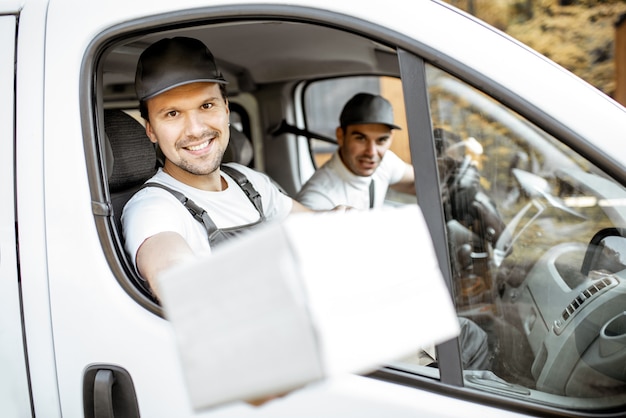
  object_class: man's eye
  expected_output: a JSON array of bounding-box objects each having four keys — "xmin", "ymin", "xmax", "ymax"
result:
[
  {"xmin": 202, "ymin": 103, "xmax": 214, "ymax": 109},
  {"xmin": 166, "ymin": 110, "xmax": 178, "ymax": 117}
]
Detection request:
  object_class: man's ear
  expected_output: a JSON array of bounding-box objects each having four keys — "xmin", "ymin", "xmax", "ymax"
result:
[
  {"xmin": 145, "ymin": 121, "xmax": 158, "ymax": 144},
  {"xmin": 335, "ymin": 126, "xmax": 344, "ymax": 147}
]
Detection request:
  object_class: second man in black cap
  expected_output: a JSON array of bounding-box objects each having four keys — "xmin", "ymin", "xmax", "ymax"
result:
[{"xmin": 297, "ymin": 92, "xmax": 415, "ymax": 210}]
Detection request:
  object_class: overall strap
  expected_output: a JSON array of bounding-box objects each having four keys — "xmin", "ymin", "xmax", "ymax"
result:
[
  {"xmin": 139, "ymin": 182, "xmax": 219, "ymax": 238},
  {"xmin": 138, "ymin": 165, "xmax": 264, "ymax": 239},
  {"xmin": 221, "ymin": 164, "xmax": 265, "ymax": 220}
]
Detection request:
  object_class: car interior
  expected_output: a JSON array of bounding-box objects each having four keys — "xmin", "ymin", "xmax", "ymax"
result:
[{"xmin": 87, "ymin": 13, "xmax": 626, "ymax": 414}]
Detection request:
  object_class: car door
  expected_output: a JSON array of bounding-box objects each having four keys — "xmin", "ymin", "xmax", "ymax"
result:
[{"xmin": 33, "ymin": 0, "xmax": 626, "ymax": 416}]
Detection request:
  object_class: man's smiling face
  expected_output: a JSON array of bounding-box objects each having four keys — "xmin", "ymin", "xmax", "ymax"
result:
[
  {"xmin": 145, "ymin": 82, "xmax": 230, "ymax": 182},
  {"xmin": 337, "ymin": 123, "xmax": 394, "ymax": 177}
]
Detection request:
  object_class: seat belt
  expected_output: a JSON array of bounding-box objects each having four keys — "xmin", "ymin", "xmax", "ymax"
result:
[{"xmin": 369, "ymin": 179, "xmax": 375, "ymax": 209}]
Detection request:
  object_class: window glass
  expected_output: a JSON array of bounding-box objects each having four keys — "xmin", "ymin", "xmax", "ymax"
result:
[{"xmin": 426, "ymin": 64, "xmax": 626, "ymax": 410}]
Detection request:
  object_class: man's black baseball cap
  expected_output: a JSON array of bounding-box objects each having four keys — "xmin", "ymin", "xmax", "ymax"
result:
[
  {"xmin": 135, "ymin": 37, "xmax": 228, "ymax": 101},
  {"xmin": 339, "ymin": 93, "xmax": 401, "ymax": 130}
]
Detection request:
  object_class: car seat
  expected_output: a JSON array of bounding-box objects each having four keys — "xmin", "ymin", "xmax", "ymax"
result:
[
  {"xmin": 223, "ymin": 123, "xmax": 254, "ymax": 166},
  {"xmin": 104, "ymin": 109, "xmax": 159, "ymax": 299}
]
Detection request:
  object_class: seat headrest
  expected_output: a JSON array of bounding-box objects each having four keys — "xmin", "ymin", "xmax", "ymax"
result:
[
  {"xmin": 104, "ymin": 109, "xmax": 157, "ymax": 192},
  {"xmin": 223, "ymin": 126, "xmax": 253, "ymax": 166}
]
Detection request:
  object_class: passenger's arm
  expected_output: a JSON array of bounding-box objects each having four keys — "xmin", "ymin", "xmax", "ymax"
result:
[
  {"xmin": 136, "ymin": 231, "xmax": 196, "ymax": 298},
  {"xmin": 290, "ymin": 198, "xmax": 351, "ymax": 213},
  {"xmin": 290, "ymin": 199, "xmax": 315, "ymax": 213},
  {"xmin": 390, "ymin": 163, "xmax": 416, "ymax": 195}
]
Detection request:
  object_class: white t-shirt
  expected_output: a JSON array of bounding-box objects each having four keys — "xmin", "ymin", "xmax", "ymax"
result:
[
  {"xmin": 122, "ymin": 163, "xmax": 293, "ymax": 269},
  {"xmin": 296, "ymin": 150, "xmax": 407, "ymax": 210}
]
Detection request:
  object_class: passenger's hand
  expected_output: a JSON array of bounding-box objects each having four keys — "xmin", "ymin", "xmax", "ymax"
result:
[
  {"xmin": 330, "ymin": 204, "xmax": 353, "ymax": 213},
  {"xmin": 246, "ymin": 390, "xmax": 293, "ymax": 406}
]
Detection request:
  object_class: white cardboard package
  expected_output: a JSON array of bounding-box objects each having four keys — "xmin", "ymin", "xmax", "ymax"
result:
[{"xmin": 157, "ymin": 205, "xmax": 460, "ymax": 410}]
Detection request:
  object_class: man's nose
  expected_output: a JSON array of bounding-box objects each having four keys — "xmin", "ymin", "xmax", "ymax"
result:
[
  {"xmin": 363, "ymin": 141, "xmax": 376, "ymax": 156},
  {"xmin": 184, "ymin": 112, "xmax": 205, "ymax": 137}
]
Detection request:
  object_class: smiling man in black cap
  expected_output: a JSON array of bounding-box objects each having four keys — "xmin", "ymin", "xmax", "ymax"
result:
[
  {"xmin": 297, "ymin": 92, "xmax": 415, "ymax": 210},
  {"xmin": 123, "ymin": 37, "xmax": 347, "ymax": 296}
]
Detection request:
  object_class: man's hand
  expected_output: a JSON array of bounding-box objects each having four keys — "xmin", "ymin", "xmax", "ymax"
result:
[
  {"xmin": 330, "ymin": 204, "xmax": 353, "ymax": 212},
  {"xmin": 246, "ymin": 391, "xmax": 290, "ymax": 407},
  {"xmin": 291, "ymin": 199, "xmax": 353, "ymax": 213}
]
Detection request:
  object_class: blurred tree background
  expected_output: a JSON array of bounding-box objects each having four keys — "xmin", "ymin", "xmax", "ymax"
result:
[{"xmin": 442, "ymin": 0, "xmax": 626, "ymax": 102}]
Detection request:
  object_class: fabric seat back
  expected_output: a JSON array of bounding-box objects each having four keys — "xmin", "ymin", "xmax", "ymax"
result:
[{"xmin": 104, "ymin": 109, "xmax": 158, "ymax": 240}]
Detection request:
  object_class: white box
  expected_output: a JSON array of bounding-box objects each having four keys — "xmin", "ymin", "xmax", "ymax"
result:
[{"xmin": 157, "ymin": 205, "xmax": 459, "ymax": 411}]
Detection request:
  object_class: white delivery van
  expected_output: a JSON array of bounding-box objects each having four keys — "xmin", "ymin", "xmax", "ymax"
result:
[{"xmin": 2, "ymin": 0, "xmax": 626, "ymax": 417}]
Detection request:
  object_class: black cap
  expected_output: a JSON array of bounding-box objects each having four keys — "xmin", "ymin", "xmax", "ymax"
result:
[
  {"xmin": 135, "ymin": 37, "xmax": 228, "ymax": 101},
  {"xmin": 339, "ymin": 93, "xmax": 401, "ymax": 130}
]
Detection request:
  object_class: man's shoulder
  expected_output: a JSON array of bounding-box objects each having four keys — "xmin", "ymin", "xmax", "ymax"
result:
[
  {"xmin": 221, "ymin": 162, "xmax": 264, "ymax": 182},
  {"xmin": 296, "ymin": 162, "xmax": 341, "ymax": 209},
  {"xmin": 377, "ymin": 150, "xmax": 407, "ymax": 180},
  {"xmin": 222, "ymin": 163, "xmax": 278, "ymax": 193},
  {"xmin": 381, "ymin": 149, "xmax": 402, "ymax": 165},
  {"xmin": 301, "ymin": 158, "xmax": 341, "ymax": 188},
  {"xmin": 133, "ymin": 170, "xmax": 184, "ymax": 198},
  {"xmin": 221, "ymin": 161, "xmax": 249, "ymax": 172},
  {"xmin": 124, "ymin": 181, "xmax": 184, "ymax": 213},
  {"xmin": 221, "ymin": 163, "xmax": 290, "ymax": 204}
]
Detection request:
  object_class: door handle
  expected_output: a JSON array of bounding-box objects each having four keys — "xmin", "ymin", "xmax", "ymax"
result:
[
  {"xmin": 83, "ymin": 364, "xmax": 140, "ymax": 418},
  {"xmin": 94, "ymin": 369, "xmax": 115, "ymax": 418}
]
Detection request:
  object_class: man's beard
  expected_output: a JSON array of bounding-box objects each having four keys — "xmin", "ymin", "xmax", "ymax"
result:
[
  {"xmin": 177, "ymin": 153, "xmax": 223, "ymax": 176},
  {"xmin": 176, "ymin": 131, "xmax": 227, "ymax": 175}
]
